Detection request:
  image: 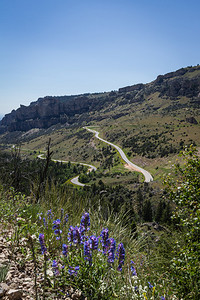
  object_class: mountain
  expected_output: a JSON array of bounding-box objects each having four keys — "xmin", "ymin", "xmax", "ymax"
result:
[
  {"xmin": 1, "ymin": 65, "xmax": 200, "ymax": 134},
  {"xmin": 0, "ymin": 65, "xmax": 200, "ymax": 172}
]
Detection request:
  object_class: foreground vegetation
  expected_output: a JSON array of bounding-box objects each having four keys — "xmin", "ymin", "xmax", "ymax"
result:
[{"xmin": 0, "ymin": 146, "xmax": 199, "ymax": 299}]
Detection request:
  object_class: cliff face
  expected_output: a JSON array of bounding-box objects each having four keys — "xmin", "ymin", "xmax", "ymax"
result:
[
  {"xmin": 1, "ymin": 65, "xmax": 200, "ymax": 133},
  {"xmin": 0, "ymin": 95, "xmax": 94, "ymax": 132}
]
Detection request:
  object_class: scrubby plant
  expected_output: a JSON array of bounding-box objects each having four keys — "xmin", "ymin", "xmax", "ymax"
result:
[
  {"xmin": 164, "ymin": 145, "xmax": 200, "ymax": 299},
  {"xmin": 34, "ymin": 209, "xmax": 168, "ymax": 299}
]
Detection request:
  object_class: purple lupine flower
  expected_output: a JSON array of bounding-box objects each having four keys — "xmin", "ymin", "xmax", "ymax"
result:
[
  {"xmin": 54, "ymin": 229, "xmax": 62, "ymax": 235},
  {"xmin": 100, "ymin": 228, "xmax": 109, "ymax": 254},
  {"xmin": 80, "ymin": 212, "xmax": 90, "ymax": 234},
  {"xmin": 67, "ymin": 226, "xmax": 82, "ymax": 244},
  {"xmin": 131, "ymin": 260, "xmax": 137, "ymax": 276},
  {"xmin": 53, "ymin": 219, "xmax": 62, "ymax": 240},
  {"xmin": 160, "ymin": 297, "xmax": 165, "ymax": 300},
  {"xmin": 116, "ymin": 243, "xmax": 125, "ymax": 271},
  {"xmin": 134, "ymin": 286, "xmax": 139, "ymax": 293},
  {"xmin": 43, "ymin": 217, "xmax": 47, "ymax": 228},
  {"xmin": 107, "ymin": 238, "xmax": 116, "ymax": 263},
  {"xmin": 131, "ymin": 266, "xmax": 137, "ymax": 276},
  {"xmin": 74, "ymin": 226, "xmax": 82, "ymax": 244},
  {"xmin": 52, "ymin": 219, "xmax": 61, "ymax": 229},
  {"xmin": 68, "ymin": 266, "xmax": 79, "ymax": 276},
  {"xmin": 37, "ymin": 213, "xmax": 43, "ymax": 221},
  {"xmin": 68, "ymin": 226, "xmax": 74, "ymax": 243},
  {"xmin": 62, "ymin": 244, "xmax": 68, "ymax": 256},
  {"xmin": 60, "ymin": 208, "xmax": 64, "ymax": 220},
  {"xmin": 47, "ymin": 209, "xmax": 53, "ymax": 219},
  {"xmin": 39, "ymin": 233, "xmax": 47, "ymax": 254},
  {"xmin": 148, "ymin": 282, "xmax": 154, "ymax": 289},
  {"xmin": 64, "ymin": 213, "xmax": 69, "ymax": 225},
  {"xmin": 84, "ymin": 240, "xmax": 92, "ymax": 264},
  {"xmin": 54, "ymin": 229, "xmax": 62, "ymax": 240},
  {"xmin": 52, "ymin": 260, "xmax": 59, "ymax": 276},
  {"xmin": 89, "ymin": 235, "xmax": 98, "ymax": 250}
]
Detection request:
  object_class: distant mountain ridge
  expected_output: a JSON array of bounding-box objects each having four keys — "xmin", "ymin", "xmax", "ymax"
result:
[{"xmin": 1, "ymin": 65, "xmax": 200, "ymax": 133}]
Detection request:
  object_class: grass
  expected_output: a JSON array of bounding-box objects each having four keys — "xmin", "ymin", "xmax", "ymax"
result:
[{"xmin": 0, "ymin": 183, "xmax": 177, "ymax": 299}]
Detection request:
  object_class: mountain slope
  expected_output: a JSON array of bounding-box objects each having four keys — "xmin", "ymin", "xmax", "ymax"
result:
[
  {"xmin": 0, "ymin": 65, "xmax": 200, "ymax": 174},
  {"xmin": 1, "ymin": 65, "xmax": 200, "ymax": 134}
]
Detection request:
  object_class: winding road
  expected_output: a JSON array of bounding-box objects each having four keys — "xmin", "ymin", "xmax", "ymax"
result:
[
  {"xmin": 84, "ymin": 127, "xmax": 153, "ymax": 183},
  {"xmin": 37, "ymin": 127, "xmax": 153, "ymax": 185},
  {"xmin": 37, "ymin": 154, "xmax": 97, "ymax": 186}
]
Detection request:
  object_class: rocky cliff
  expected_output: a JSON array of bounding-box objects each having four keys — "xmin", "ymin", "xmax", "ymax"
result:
[{"xmin": 1, "ymin": 65, "xmax": 200, "ymax": 133}]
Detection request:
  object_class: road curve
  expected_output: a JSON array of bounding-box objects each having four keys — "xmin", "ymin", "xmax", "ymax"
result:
[
  {"xmin": 37, "ymin": 154, "xmax": 97, "ymax": 186},
  {"xmin": 84, "ymin": 127, "xmax": 153, "ymax": 183}
]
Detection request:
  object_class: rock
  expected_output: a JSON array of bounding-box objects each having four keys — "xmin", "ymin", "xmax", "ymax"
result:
[
  {"xmin": 0, "ymin": 253, "xmax": 6, "ymax": 260},
  {"xmin": 0, "ymin": 65, "xmax": 200, "ymax": 135},
  {"xmin": 6, "ymin": 271, "xmax": 13, "ymax": 282},
  {"xmin": 7, "ymin": 289, "xmax": 23, "ymax": 300},
  {"xmin": 0, "ymin": 283, "xmax": 9, "ymax": 297},
  {"xmin": 119, "ymin": 83, "xmax": 144, "ymax": 93}
]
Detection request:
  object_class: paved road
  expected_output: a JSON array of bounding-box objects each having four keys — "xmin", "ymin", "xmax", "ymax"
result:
[
  {"xmin": 84, "ymin": 127, "xmax": 153, "ymax": 183},
  {"xmin": 37, "ymin": 154, "xmax": 97, "ymax": 186}
]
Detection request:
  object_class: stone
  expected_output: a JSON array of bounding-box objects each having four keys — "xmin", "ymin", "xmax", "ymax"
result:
[
  {"xmin": 7, "ymin": 289, "xmax": 23, "ymax": 300},
  {"xmin": 0, "ymin": 282, "xmax": 9, "ymax": 297}
]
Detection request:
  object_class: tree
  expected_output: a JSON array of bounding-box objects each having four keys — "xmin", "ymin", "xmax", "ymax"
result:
[
  {"xmin": 142, "ymin": 200, "xmax": 153, "ymax": 222},
  {"xmin": 36, "ymin": 138, "xmax": 53, "ymax": 201},
  {"xmin": 164, "ymin": 145, "xmax": 200, "ymax": 299}
]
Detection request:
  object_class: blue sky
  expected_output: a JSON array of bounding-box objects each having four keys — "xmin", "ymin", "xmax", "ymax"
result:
[{"xmin": 0, "ymin": 0, "xmax": 200, "ymax": 116}]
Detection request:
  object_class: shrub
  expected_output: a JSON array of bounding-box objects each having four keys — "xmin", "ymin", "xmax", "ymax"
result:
[{"xmin": 164, "ymin": 145, "xmax": 200, "ymax": 299}]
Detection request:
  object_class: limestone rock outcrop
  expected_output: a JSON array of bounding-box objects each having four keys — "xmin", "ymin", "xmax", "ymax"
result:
[{"xmin": 1, "ymin": 65, "xmax": 200, "ymax": 133}]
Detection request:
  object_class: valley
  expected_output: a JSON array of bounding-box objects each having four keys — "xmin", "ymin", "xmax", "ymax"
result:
[{"xmin": 0, "ymin": 65, "xmax": 200, "ymax": 299}]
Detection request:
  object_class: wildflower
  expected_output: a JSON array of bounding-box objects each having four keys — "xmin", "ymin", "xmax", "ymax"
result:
[
  {"xmin": 52, "ymin": 219, "xmax": 61, "ymax": 229},
  {"xmin": 84, "ymin": 240, "xmax": 92, "ymax": 264},
  {"xmin": 68, "ymin": 226, "xmax": 82, "ymax": 244},
  {"xmin": 131, "ymin": 266, "xmax": 137, "ymax": 276},
  {"xmin": 143, "ymin": 292, "xmax": 148, "ymax": 300},
  {"xmin": 39, "ymin": 233, "xmax": 47, "ymax": 255},
  {"xmin": 74, "ymin": 226, "xmax": 82, "ymax": 244},
  {"xmin": 68, "ymin": 266, "xmax": 79, "ymax": 276},
  {"xmin": 131, "ymin": 261, "xmax": 137, "ymax": 276},
  {"xmin": 62, "ymin": 244, "xmax": 68, "ymax": 256},
  {"xmin": 116, "ymin": 243, "xmax": 125, "ymax": 271},
  {"xmin": 100, "ymin": 228, "xmax": 109, "ymax": 253},
  {"xmin": 43, "ymin": 217, "xmax": 47, "ymax": 228},
  {"xmin": 52, "ymin": 260, "xmax": 59, "ymax": 276},
  {"xmin": 89, "ymin": 235, "xmax": 98, "ymax": 250},
  {"xmin": 54, "ymin": 229, "xmax": 62, "ymax": 235},
  {"xmin": 80, "ymin": 212, "xmax": 90, "ymax": 233},
  {"xmin": 107, "ymin": 238, "xmax": 116, "ymax": 263},
  {"xmin": 68, "ymin": 225, "xmax": 74, "ymax": 243},
  {"xmin": 160, "ymin": 297, "xmax": 165, "ymax": 300},
  {"xmin": 64, "ymin": 213, "xmax": 68, "ymax": 225},
  {"xmin": 47, "ymin": 209, "xmax": 53, "ymax": 219},
  {"xmin": 37, "ymin": 212, "xmax": 43, "ymax": 221},
  {"xmin": 60, "ymin": 208, "xmax": 64, "ymax": 219},
  {"xmin": 134, "ymin": 286, "xmax": 139, "ymax": 293},
  {"xmin": 53, "ymin": 219, "xmax": 62, "ymax": 239},
  {"xmin": 148, "ymin": 282, "xmax": 154, "ymax": 289}
]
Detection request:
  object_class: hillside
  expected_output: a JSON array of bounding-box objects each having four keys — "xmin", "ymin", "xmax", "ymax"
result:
[
  {"xmin": 0, "ymin": 65, "xmax": 200, "ymax": 184},
  {"xmin": 0, "ymin": 67, "xmax": 200, "ymax": 299},
  {"xmin": 1, "ymin": 65, "xmax": 200, "ymax": 133}
]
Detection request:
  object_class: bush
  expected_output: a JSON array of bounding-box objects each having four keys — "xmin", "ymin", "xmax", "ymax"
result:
[{"xmin": 164, "ymin": 145, "xmax": 200, "ymax": 299}]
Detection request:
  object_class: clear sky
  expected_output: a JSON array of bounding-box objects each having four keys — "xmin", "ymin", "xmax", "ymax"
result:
[{"xmin": 0, "ymin": 0, "xmax": 200, "ymax": 116}]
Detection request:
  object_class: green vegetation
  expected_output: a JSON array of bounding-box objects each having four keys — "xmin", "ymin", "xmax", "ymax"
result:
[
  {"xmin": 0, "ymin": 145, "xmax": 87, "ymax": 195},
  {"xmin": 0, "ymin": 66, "xmax": 200, "ymax": 298},
  {"xmin": 164, "ymin": 146, "xmax": 200, "ymax": 298},
  {"xmin": 0, "ymin": 145, "xmax": 199, "ymax": 299}
]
